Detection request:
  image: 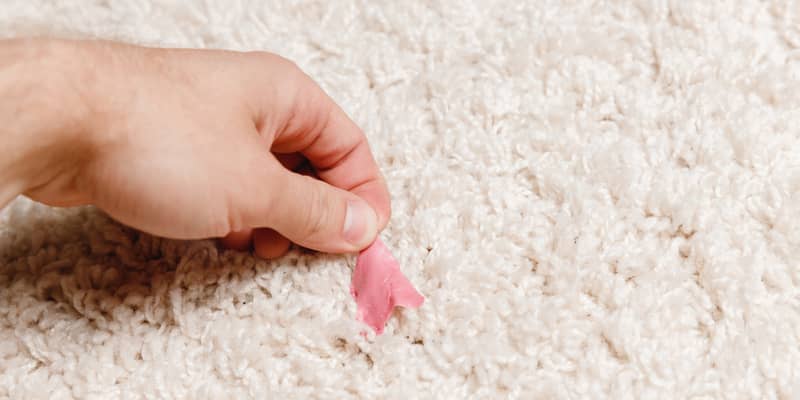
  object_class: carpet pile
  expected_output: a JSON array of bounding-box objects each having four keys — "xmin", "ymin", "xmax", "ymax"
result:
[{"xmin": 2, "ymin": 1, "xmax": 800, "ymax": 398}]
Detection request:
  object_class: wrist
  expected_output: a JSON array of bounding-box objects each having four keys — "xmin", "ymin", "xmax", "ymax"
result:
[{"xmin": 0, "ymin": 38, "xmax": 96, "ymax": 207}]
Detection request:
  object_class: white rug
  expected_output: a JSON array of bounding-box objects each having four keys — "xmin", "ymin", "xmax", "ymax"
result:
[{"xmin": 2, "ymin": 1, "xmax": 800, "ymax": 398}]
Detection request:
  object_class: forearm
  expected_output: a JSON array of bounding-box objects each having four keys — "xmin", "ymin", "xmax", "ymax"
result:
[{"xmin": 0, "ymin": 38, "xmax": 94, "ymax": 208}]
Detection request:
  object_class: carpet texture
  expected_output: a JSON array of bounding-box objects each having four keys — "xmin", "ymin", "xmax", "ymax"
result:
[{"xmin": 2, "ymin": 1, "xmax": 800, "ymax": 398}]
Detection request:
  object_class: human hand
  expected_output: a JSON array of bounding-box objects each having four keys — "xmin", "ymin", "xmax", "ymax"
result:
[{"xmin": 4, "ymin": 38, "xmax": 390, "ymax": 257}]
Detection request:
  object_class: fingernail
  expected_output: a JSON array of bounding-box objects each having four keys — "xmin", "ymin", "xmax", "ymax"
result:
[{"xmin": 343, "ymin": 200, "xmax": 378, "ymax": 247}]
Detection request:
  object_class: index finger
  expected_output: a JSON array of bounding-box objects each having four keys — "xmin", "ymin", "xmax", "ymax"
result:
[{"xmin": 269, "ymin": 70, "xmax": 391, "ymax": 229}]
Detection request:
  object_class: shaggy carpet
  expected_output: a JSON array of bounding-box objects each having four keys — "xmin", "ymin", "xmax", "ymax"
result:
[{"xmin": 2, "ymin": 1, "xmax": 800, "ymax": 398}]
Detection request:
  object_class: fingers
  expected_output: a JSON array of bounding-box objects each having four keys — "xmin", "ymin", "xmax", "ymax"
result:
[
  {"xmin": 220, "ymin": 228, "xmax": 253, "ymax": 251},
  {"xmin": 221, "ymin": 227, "xmax": 292, "ymax": 259},
  {"xmin": 222, "ymin": 152, "xmax": 331, "ymax": 257},
  {"xmin": 268, "ymin": 67, "xmax": 391, "ymax": 230},
  {"xmin": 221, "ymin": 153, "xmax": 299, "ymax": 257},
  {"xmin": 233, "ymin": 56, "xmax": 388, "ymax": 252},
  {"xmin": 219, "ymin": 227, "xmax": 292, "ymax": 259},
  {"xmin": 257, "ymin": 158, "xmax": 379, "ymax": 253},
  {"xmin": 253, "ymin": 228, "xmax": 291, "ymax": 258}
]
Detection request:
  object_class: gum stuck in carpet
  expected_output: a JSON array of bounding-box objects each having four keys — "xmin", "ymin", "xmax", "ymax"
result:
[{"xmin": 350, "ymin": 238, "xmax": 424, "ymax": 335}]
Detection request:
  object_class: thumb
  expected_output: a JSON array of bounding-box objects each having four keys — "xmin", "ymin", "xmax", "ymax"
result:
[{"xmin": 262, "ymin": 164, "xmax": 380, "ymax": 253}]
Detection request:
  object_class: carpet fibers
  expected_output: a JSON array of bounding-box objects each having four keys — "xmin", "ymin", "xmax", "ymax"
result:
[{"xmin": 2, "ymin": 1, "xmax": 800, "ymax": 399}]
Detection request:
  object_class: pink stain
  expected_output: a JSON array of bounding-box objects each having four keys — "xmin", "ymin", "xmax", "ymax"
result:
[{"xmin": 350, "ymin": 238, "xmax": 424, "ymax": 335}]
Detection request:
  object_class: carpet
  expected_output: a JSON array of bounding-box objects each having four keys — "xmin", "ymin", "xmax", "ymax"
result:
[{"xmin": 2, "ymin": 1, "xmax": 800, "ymax": 398}]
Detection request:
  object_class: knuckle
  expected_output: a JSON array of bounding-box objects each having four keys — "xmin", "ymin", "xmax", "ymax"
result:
[
  {"xmin": 249, "ymin": 51, "xmax": 300, "ymax": 74},
  {"xmin": 300, "ymin": 182, "xmax": 330, "ymax": 239},
  {"xmin": 278, "ymin": 56, "xmax": 301, "ymax": 73}
]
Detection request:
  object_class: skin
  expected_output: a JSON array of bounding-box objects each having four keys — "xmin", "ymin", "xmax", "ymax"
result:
[{"xmin": 0, "ymin": 38, "xmax": 391, "ymax": 258}]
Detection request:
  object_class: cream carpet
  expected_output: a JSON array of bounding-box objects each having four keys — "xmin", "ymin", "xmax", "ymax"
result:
[{"xmin": 2, "ymin": 1, "xmax": 800, "ymax": 398}]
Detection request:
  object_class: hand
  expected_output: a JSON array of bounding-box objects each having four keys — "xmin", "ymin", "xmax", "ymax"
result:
[{"xmin": 1, "ymin": 38, "xmax": 390, "ymax": 257}]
